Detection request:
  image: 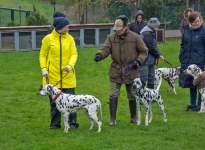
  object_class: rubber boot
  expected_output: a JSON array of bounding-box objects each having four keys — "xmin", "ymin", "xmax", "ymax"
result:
[
  {"xmin": 148, "ymin": 84, "xmax": 154, "ymax": 89},
  {"xmin": 129, "ymin": 100, "xmax": 137, "ymax": 123},
  {"xmin": 69, "ymin": 112, "xmax": 79, "ymax": 128},
  {"xmin": 107, "ymin": 98, "xmax": 118, "ymax": 126}
]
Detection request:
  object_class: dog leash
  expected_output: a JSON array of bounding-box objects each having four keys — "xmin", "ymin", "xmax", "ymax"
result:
[
  {"xmin": 163, "ymin": 59, "xmax": 177, "ymax": 68},
  {"xmin": 44, "ymin": 70, "xmax": 69, "ymax": 87},
  {"xmin": 54, "ymin": 71, "xmax": 69, "ymax": 87},
  {"xmin": 122, "ymin": 61, "xmax": 139, "ymax": 76}
]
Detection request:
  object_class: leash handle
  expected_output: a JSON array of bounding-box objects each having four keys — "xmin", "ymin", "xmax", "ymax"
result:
[{"xmin": 122, "ymin": 61, "xmax": 140, "ymax": 76}]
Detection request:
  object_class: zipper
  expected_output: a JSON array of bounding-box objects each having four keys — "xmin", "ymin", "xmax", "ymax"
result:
[{"xmin": 60, "ymin": 34, "xmax": 62, "ymax": 89}]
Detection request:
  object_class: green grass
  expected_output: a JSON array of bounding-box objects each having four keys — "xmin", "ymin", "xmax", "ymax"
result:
[
  {"xmin": 1, "ymin": 38, "xmax": 205, "ymax": 150},
  {"xmin": 1, "ymin": 0, "xmax": 55, "ymax": 25}
]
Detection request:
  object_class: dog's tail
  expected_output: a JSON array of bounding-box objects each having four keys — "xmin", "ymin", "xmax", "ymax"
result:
[{"xmin": 156, "ymin": 76, "xmax": 162, "ymax": 92}]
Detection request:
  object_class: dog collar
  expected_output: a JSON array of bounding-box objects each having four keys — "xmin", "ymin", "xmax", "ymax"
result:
[{"xmin": 53, "ymin": 91, "xmax": 63, "ymax": 101}]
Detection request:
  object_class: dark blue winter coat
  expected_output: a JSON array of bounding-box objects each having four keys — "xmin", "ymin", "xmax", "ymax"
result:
[
  {"xmin": 129, "ymin": 10, "xmax": 147, "ymax": 35},
  {"xmin": 179, "ymin": 24, "xmax": 205, "ymax": 88},
  {"xmin": 140, "ymin": 25, "xmax": 161, "ymax": 66}
]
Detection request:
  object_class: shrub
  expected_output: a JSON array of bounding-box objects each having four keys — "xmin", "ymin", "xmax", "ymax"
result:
[{"xmin": 25, "ymin": 5, "xmax": 49, "ymax": 25}]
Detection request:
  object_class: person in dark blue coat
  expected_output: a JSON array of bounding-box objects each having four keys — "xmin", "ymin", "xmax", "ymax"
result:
[
  {"xmin": 179, "ymin": 12, "xmax": 205, "ymax": 111},
  {"xmin": 140, "ymin": 18, "xmax": 164, "ymax": 89},
  {"xmin": 129, "ymin": 10, "xmax": 147, "ymax": 35}
]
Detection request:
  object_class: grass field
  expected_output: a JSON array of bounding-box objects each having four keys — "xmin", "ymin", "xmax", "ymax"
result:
[
  {"xmin": 1, "ymin": 0, "xmax": 55, "ymax": 25},
  {"xmin": 1, "ymin": 38, "xmax": 205, "ymax": 150}
]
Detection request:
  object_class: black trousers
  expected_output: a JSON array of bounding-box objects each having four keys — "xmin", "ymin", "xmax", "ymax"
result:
[{"xmin": 49, "ymin": 88, "xmax": 77, "ymax": 128}]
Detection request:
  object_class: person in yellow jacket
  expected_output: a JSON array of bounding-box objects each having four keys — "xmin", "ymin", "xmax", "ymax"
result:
[{"xmin": 39, "ymin": 17, "xmax": 79, "ymax": 129}]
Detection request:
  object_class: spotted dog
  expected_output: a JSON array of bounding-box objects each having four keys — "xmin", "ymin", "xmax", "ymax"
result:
[
  {"xmin": 38, "ymin": 84, "xmax": 102, "ymax": 133},
  {"xmin": 184, "ymin": 64, "xmax": 205, "ymax": 113},
  {"xmin": 131, "ymin": 78, "xmax": 167, "ymax": 126},
  {"xmin": 154, "ymin": 67, "xmax": 180, "ymax": 94}
]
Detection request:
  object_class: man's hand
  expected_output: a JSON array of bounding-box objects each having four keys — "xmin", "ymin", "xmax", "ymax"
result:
[
  {"xmin": 94, "ymin": 54, "xmax": 101, "ymax": 62},
  {"xmin": 159, "ymin": 55, "xmax": 164, "ymax": 60},
  {"xmin": 132, "ymin": 61, "xmax": 139, "ymax": 69}
]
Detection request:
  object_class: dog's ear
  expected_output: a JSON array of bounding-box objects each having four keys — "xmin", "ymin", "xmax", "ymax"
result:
[
  {"xmin": 140, "ymin": 78, "xmax": 146, "ymax": 88},
  {"xmin": 47, "ymin": 85, "xmax": 53, "ymax": 92}
]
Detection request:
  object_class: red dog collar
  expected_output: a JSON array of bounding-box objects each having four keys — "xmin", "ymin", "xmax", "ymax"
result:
[{"xmin": 53, "ymin": 91, "xmax": 63, "ymax": 101}]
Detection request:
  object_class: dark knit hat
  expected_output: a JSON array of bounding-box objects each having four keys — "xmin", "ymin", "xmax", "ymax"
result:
[
  {"xmin": 53, "ymin": 17, "xmax": 70, "ymax": 30},
  {"xmin": 53, "ymin": 11, "xmax": 66, "ymax": 18},
  {"xmin": 148, "ymin": 17, "xmax": 160, "ymax": 28}
]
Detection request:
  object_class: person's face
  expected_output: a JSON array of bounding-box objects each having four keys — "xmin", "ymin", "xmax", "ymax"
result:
[
  {"xmin": 116, "ymin": 26, "xmax": 128, "ymax": 35},
  {"xmin": 190, "ymin": 16, "xmax": 201, "ymax": 27},
  {"xmin": 137, "ymin": 15, "xmax": 142, "ymax": 23},
  {"xmin": 187, "ymin": 11, "xmax": 191, "ymax": 17},
  {"xmin": 58, "ymin": 25, "xmax": 69, "ymax": 34}
]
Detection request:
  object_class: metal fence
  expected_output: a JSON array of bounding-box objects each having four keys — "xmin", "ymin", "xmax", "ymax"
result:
[
  {"xmin": 0, "ymin": 7, "xmax": 30, "ymax": 27},
  {"xmin": 2, "ymin": 3, "xmax": 205, "ymax": 30},
  {"xmin": 161, "ymin": 5, "xmax": 205, "ymax": 30}
]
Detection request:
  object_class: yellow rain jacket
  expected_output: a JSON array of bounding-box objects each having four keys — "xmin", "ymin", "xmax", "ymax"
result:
[{"xmin": 39, "ymin": 29, "xmax": 78, "ymax": 88}]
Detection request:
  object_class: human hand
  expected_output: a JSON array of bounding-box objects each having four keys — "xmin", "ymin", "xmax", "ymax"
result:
[
  {"xmin": 94, "ymin": 54, "xmax": 101, "ymax": 62},
  {"xmin": 159, "ymin": 55, "xmax": 164, "ymax": 60},
  {"xmin": 132, "ymin": 61, "xmax": 139, "ymax": 69},
  {"xmin": 43, "ymin": 74, "xmax": 48, "ymax": 78},
  {"xmin": 42, "ymin": 70, "xmax": 48, "ymax": 78},
  {"xmin": 64, "ymin": 66, "xmax": 71, "ymax": 72}
]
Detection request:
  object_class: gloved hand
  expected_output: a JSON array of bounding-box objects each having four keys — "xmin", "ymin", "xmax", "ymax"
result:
[
  {"xmin": 132, "ymin": 61, "xmax": 139, "ymax": 69},
  {"xmin": 94, "ymin": 53, "xmax": 101, "ymax": 62}
]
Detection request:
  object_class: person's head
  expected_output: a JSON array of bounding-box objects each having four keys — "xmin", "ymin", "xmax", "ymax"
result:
[
  {"xmin": 53, "ymin": 17, "xmax": 70, "ymax": 34},
  {"xmin": 148, "ymin": 17, "xmax": 160, "ymax": 30},
  {"xmin": 113, "ymin": 15, "xmax": 129, "ymax": 35},
  {"xmin": 135, "ymin": 10, "xmax": 145, "ymax": 23},
  {"xmin": 53, "ymin": 11, "xmax": 66, "ymax": 18},
  {"xmin": 184, "ymin": 8, "xmax": 193, "ymax": 19},
  {"xmin": 188, "ymin": 12, "xmax": 203, "ymax": 28},
  {"xmin": 136, "ymin": 15, "xmax": 143, "ymax": 23}
]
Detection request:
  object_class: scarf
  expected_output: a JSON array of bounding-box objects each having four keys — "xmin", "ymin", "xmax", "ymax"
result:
[{"xmin": 189, "ymin": 22, "xmax": 202, "ymax": 30}]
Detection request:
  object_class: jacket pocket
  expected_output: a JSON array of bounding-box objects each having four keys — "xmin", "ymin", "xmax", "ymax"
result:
[{"xmin": 109, "ymin": 63, "xmax": 121, "ymax": 79}]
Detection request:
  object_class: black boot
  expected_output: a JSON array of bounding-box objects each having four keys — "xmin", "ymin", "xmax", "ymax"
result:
[
  {"xmin": 148, "ymin": 84, "xmax": 154, "ymax": 89},
  {"xmin": 107, "ymin": 98, "xmax": 118, "ymax": 126},
  {"xmin": 129, "ymin": 100, "xmax": 137, "ymax": 123},
  {"xmin": 69, "ymin": 112, "xmax": 79, "ymax": 128}
]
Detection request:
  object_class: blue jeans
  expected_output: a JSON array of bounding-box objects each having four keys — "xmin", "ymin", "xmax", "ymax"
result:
[{"xmin": 190, "ymin": 88, "xmax": 201, "ymax": 107}]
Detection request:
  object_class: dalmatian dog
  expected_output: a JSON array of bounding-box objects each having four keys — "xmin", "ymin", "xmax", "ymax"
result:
[
  {"xmin": 131, "ymin": 78, "xmax": 167, "ymax": 126},
  {"xmin": 38, "ymin": 84, "xmax": 102, "ymax": 133},
  {"xmin": 154, "ymin": 67, "xmax": 180, "ymax": 94},
  {"xmin": 184, "ymin": 64, "xmax": 205, "ymax": 113}
]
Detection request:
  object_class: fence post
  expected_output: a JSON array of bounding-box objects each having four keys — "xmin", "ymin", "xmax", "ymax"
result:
[
  {"xmin": 80, "ymin": 29, "xmax": 84, "ymax": 47},
  {"xmin": 31, "ymin": 31, "xmax": 36, "ymax": 50},
  {"xmin": 19, "ymin": 6, "xmax": 22, "ymax": 25},
  {"xmin": 86, "ymin": 4, "xmax": 88, "ymax": 24},
  {"xmin": 14, "ymin": 31, "xmax": 19, "ymax": 51},
  {"xmin": 0, "ymin": 32, "xmax": 2, "ymax": 52},
  {"xmin": 11, "ymin": 9, "xmax": 14, "ymax": 21},
  {"xmin": 95, "ymin": 28, "xmax": 99, "ymax": 46}
]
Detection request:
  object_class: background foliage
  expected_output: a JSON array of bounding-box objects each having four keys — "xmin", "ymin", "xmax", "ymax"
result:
[{"xmin": 1, "ymin": 0, "xmax": 205, "ymax": 27}]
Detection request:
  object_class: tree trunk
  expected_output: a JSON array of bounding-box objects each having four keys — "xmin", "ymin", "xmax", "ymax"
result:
[{"xmin": 186, "ymin": 0, "xmax": 189, "ymax": 8}]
